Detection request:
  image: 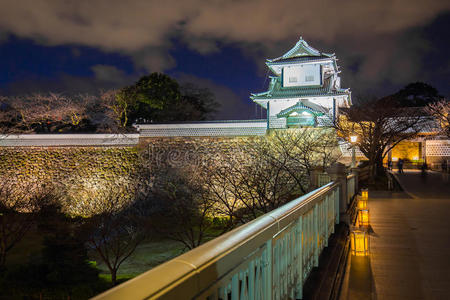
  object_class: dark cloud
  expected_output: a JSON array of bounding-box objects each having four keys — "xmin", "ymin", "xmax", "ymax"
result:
[
  {"xmin": 0, "ymin": 0, "xmax": 448, "ymax": 96},
  {"xmin": 91, "ymin": 64, "xmax": 127, "ymax": 83},
  {"xmin": 0, "ymin": 69, "xmax": 138, "ymax": 96}
]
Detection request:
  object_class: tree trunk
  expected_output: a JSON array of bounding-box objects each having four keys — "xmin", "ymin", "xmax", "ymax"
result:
[
  {"xmin": 368, "ymin": 163, "xmax": 376, "ymax": 184},
  {"xmin": 111, "ymin": 269, "xmax": 117, "ymax": 286},
  {"xmin": 375, "ymin": 152, "xmax": 385, "ymax": 177}
]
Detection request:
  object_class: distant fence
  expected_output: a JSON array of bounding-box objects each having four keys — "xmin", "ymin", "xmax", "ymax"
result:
[{"xmin": 0, "ymin": 134, "xmax": 139, "ymax": 147}]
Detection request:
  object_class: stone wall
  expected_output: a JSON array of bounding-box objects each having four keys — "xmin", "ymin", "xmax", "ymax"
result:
[
  {"xmin": 1, "ymin": 130, "xmax": 339, "ymax": 216},
  {"xmin": 140, "ymin": 136, "xmax": 254, "ymax": 168},
  {"xmin": 0, "ymin": 137, "xmax": 253, "ymax": 216},
  {"xmin": 0, "ymin": 146, "xmax": 140, "ymax": 216}
]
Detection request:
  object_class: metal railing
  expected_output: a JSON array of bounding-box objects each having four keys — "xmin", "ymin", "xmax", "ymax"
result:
[
  {"xmin": 317, "ymin": 173, "xmax": 331, "ymax": 187},
  {"xmin": 93, "ymin": 180, "xmax": 350, "ymax": 300}
]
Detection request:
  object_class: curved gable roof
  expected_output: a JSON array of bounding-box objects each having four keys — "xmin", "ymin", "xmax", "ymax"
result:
[
  {"xmin": 277, "ymin": 100, "xmax": 328, "ymax": 118},
  {"xmin": 267, "ymin": 37, "xmax": 334, "ymax": 64}
]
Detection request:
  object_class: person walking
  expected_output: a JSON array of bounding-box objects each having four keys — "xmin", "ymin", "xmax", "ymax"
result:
[
  {"xmin": 421, "ymin": 161, "xmax": 428, "ymax": 179},
  {"xmin": 398, "ymin": 159, "xmax": 404, "ymax": 174}
]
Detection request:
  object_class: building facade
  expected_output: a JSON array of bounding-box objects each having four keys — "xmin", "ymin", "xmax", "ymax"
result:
[{"xmin": 251, "ymin": 37, "xmax": 351, "ymax": 129}]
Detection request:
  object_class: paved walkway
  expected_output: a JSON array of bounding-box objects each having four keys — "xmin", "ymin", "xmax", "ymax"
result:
[{"xmin": 340, "ymin": 170, "xmax": 450, "ymax": 300}]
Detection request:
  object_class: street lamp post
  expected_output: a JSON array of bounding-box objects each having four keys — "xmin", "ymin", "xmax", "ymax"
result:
[{"xmin": 350, "ymin": 135, "xmax": 357, "ymax": 168}]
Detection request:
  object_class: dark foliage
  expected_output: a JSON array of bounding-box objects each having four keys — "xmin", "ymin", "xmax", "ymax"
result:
[
  {"xmin": 391, "ymin": 82, "xmax": 442, "ymax": 107},
  {"xmin": 119, "ymin": 73, "xmax": 217, "ymax": 124}
]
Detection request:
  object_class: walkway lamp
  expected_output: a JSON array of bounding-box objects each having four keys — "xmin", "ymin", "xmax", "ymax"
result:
[
  {"xmin": 358, "ymin": 209, "xmax": 370, "ymax": 227},
  {"xmin": 350, "ymin": 227, "xmax": 370, "ymax": 256},
  {"xmin": 358, "ymin": 198, "xmax": 368, "ymax": 210},
  {"xmin": 350, "ymin": 135, "xmax": 357, "ymax": 168},
  {"xmin": 361, "ymin": 188, "xmax": 368, "ymax": 200}
]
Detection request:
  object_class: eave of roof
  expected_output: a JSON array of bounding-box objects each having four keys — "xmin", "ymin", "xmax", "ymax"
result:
[
  {"xmin": 266, "ymin": 56, "xmax": 334, "ymax": 65},
  {"xmin": 250, "ymin": 76, "xmax": 350, "ymax": 100}
]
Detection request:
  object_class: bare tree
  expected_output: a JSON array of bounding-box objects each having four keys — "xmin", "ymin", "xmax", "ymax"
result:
[
  {"xmin": 0, "ymin": 93, "xmax": 90, "ymax": 133},
  {"xmin": 84, "ymin": 188, "xmax": 148, "ymax": 286},
  {"xmin": 0, "ymin": 91, "xmax": 133, "ymax": 134},
  {"xmin": 98, "ymin": 89, "xmax": 132, "ymax": 131},
  {"xmin": 426, "ymin": 99, "xmax": 450, "ymax": 137},
  {"xmin": 258, "ymin": 129, "xmax": 339, "ymax": 192},
  {"xmin": 201, "ymin": 129, "xmax": 339, "ymax": 226},
  {"xmin": 335, "ymin": 97, "xmax": 426, "ymax": 178},
  {"xmin": 0, "ymin": 181, "xmax": 56, "ymax": 268},
  {"xmin": 0, "ymin": 96, "xmax": 21, "ymax": 134},
  {"xmin": 152, "ymin": 166, "xmax": 216, "ymax": 250}
]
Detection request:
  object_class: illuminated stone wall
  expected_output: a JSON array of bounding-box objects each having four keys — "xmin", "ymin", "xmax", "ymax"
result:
[
  {"xmin": 140, "ymin": 136, "xmax": 253, "ymax": 167},
  {"xmin": 0, "ymin": 137, "xmax": 251, "ymax": 216},
  {"xmin": 1, "ymin": 131, "xmax": 337, "ymax": 216},
  {"xmin": 0, "ymin": 146, "xmax": 140, "ymax": 216}
]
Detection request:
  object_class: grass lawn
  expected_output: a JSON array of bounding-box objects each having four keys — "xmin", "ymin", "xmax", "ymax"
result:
[
  {"xmin": 4, "ymin": 227, "xmax": 187, "ymax": 290},
  {"xmin": 90, "ymin": 238, "xmax": 187, "ymax": 280}
]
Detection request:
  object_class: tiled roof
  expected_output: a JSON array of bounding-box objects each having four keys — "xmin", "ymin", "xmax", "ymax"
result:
[
  {"xmin": 317, "ymin": 116, "xmax": 334, "ymax": 127},
  {"xmin": 266, "ymin": 56, "xmax": 332, "ymax": 65},
  {"xmin": 268, "ymin": 37, "xmax": 334, "ymax": 62},
  {"xmin": 277, "ymin": 100, "xmax": 328, "ymax": 117},
  {"xmin": 251, "ymin": 77, "xmax": 349, "ymax": 100}
]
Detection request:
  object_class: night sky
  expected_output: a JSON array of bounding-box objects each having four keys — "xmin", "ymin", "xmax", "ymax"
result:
[{"xmin": 0, "ymin": 1, "xmax": 449, "ymax": 119}]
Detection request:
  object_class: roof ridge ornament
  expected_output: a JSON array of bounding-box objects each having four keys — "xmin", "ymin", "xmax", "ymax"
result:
[{"xmin": 267, "ymin": 37, "xmax": 335, "ymax": 63}]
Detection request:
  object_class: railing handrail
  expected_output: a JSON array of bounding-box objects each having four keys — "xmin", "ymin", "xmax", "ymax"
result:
[
  {"xmin": 346, "ymin": 173, "xmax": 356, "ymax": 180},
  {"xmin": 92, "ymin": 181, "xmax": 340, "ymax": 300}
]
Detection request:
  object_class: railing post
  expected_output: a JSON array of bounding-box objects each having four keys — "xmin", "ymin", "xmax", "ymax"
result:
[
  {"xmin": 325, "ymin": 195, "xmax": 329, "ymax": 247},
  {"xmin": 326, "ymin": 163, "xmax": 349, "ymax": 225},
  {"xmin": 351, "ymin": 167, "xmax": 359, "ymax": 192},
  {"xmin": 313, "ymin": 204, "xmax": 319, "ymax": 267},
  {"xmin": 309, "ymin": 167, "xmax": 321, "ymax": 191},
  {"xmin": 265, "ymin": 240, "xmax": 272, "ymax": 300},
  {"xmin": 295, "ymin": 217, "xmax": 303, "ymax": 299}
]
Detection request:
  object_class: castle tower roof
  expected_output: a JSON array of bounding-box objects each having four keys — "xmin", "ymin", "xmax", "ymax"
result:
[{"xmin": 267, "ymin": 37, "xmax": 334, "ymax": 64}]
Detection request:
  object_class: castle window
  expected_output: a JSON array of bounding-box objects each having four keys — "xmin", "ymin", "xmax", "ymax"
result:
[
  {"xmin": 305, "ymin": 75, "xmax": 314, "ymax": 82},
  {"xmin": 283, "ymin": 64, "xmax": 321, "ymax": 87}
]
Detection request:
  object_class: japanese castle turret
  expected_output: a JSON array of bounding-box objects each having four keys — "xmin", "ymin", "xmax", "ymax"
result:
[{"xmin": 251, "ymin": 37, "xmax": 351, "ymax": 129}]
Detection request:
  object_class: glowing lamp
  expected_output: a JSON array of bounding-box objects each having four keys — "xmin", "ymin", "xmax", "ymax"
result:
[
  {"xmin": 350, "ymin": 228, "xmax": 369, "ymax": 256},
  {"xmin": 412, "ymin": 156, "xmax": 419, "ymax": 161},
  {"xmin": 350, "ymin": 135, "xmax": 357, "ymax": 144},
  {"xmin": 392, "ymin": 157, "xmax": 398, "ymax": 161},
  {"xmin": 358, "ymin": 199, "xmax": 368, "ymax": 210},
  {"xmin": 361, "ymin": 188, "xmax": 368, "ymax": 200},
  {"xmin": 358, "ymin": 209, "xmax": 370, "ymax": 226}
]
